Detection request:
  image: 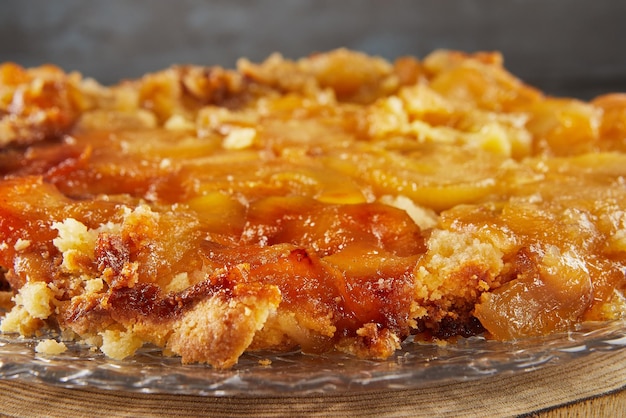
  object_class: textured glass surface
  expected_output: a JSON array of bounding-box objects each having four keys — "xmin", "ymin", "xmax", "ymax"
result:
[{"xmin": 1, "ymin": 320, "xmax": 625, "ymax": 396}]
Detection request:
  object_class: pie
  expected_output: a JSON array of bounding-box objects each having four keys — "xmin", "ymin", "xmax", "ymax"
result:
[{"xmin": 1, "ymin": 49, "xmax": 625, "ymax": 368}]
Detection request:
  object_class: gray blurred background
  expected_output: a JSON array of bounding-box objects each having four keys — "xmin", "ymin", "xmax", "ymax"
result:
[{"xmin": 1, "ymin": 0, "xmax": 625, "ymax": 99}]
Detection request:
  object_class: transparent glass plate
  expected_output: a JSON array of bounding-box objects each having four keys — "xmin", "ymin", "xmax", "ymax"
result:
[{"xmin": 1, "ymin": 320, "xmax": 625, "ymax": 396}]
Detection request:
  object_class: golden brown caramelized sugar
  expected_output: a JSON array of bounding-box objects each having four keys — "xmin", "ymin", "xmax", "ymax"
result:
[{"xmin": 0, "ymin": 49, "xmax": 625, "ymax": 367}]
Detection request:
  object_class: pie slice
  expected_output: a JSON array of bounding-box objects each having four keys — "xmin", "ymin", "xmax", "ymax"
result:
[{"xmin": 1, "ymin": 49, "xmax": 625, "ymax": 368}]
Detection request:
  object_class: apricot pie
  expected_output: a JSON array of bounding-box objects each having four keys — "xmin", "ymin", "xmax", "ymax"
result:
[{"xmin": 1, "ymin": 49, "xmax": 625, "ymax": 368}]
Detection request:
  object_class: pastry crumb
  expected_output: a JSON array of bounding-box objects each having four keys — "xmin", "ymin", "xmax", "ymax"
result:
[
  {"xmin": 35, "ymin": 339, "xmax": 68, "ymax": 355},
  {"xmin": 258, "ymin": 358, "xmax": 272, "ymax": 366}
]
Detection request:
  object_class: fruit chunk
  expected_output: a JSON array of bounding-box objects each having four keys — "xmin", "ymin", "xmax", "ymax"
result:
[{"xmin": 474, "ymin": 245, "xmax": 592, "ymax": 339}]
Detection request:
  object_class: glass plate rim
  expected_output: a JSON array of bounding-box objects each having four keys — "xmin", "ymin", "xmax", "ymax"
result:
[{"xmin": 1, "ymin": 319, "xmax": 625, "ymax": 396}]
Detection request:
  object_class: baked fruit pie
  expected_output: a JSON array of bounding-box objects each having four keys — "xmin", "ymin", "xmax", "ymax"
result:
[{"xmin": 1, "ymin": 49, "xmax": 625, "ymax": 368}]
